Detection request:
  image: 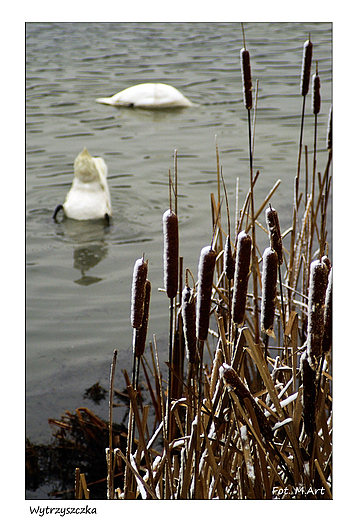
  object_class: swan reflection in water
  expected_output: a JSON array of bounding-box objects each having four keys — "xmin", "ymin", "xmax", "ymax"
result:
[{"xmin": 53, "ymin": 217, "xmax": 110, "ymax": 286}]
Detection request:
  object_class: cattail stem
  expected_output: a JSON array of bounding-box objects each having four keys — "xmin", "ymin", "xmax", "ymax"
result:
[
  {"xmin": 288, "ymin": 38, "xmax": 313, "ymax": 309},
  {"xmin": 107, "ymin": 349, "xmax": 118, "ymax": 499},
  {"xmin": 166, "ymin": 297, "xmax": 174, "ymax": 442},
  {"xmin": 247, "ymin": 108, "xmax": 260, "ymax": 342}
]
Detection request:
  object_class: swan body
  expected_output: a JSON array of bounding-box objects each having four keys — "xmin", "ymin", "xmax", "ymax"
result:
[
  {"xmin": 96, "ymin": 82, "xmax": 193, "ymax": 108},
  {"xmin": 53, "ymin": 148, "xmax": 112, "ymax": 222}
]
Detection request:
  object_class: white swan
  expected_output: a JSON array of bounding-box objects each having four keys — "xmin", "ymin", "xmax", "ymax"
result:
[
  {"xmin": 53, "ymin": 148, "xmax": 112, "ymax": 223},
  {"xmin": 96, "ymin": 82, "xmax": 193, "ymax": 108}
]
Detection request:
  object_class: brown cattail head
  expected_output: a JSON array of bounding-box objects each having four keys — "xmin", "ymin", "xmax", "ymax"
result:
[
  {"xmin": 131, "ymin": 256, "xmax": 148, "ymax": 329},
  {"xmin": 326, "ymin": 105, "xmax": 332, "ymax": 150},
  {"xmin": 224, "ymin": 235, "xmax": 235, "ymax": 280},
  {"xmin": 133, "ymin": 280, "xmax": 151, "ymax": 357},
  {"xmin": 260, "ymin": 247, "xmax": 278, "ymax": 338},
  {"xmin": 162, "ymin": 209, "xmax": 179, "ymax": 299},
  {"xmin": 300, "ymin": 38, "xmax": 313, "ymax": 96},
  {"xmin": 312, "ymin": 62, "xmax": 321, "ymax": 114},
  {"xmin": 307, "ymin": 259, "xmax": 329, "ymax": 363},
  {"xmin": 300, "ymin": 350, "xmax": 317, "ymax": 441},
  {"xmin": 181, "ymin": 284, "xmax": 197, "ymax": 363},
  {"xmin": 220, "ymin": 363, "xmax": 273, "ymax": 441},
  {"xmin": 322, "ymin": 267, "xmax": 332, "ymax": 354},
  {"xmin": 196, "ymin": 246, "xmax": 217, "ymax": 341},
  {"xmin": 240, "ymin": 48, "xmax": 253, "ymax": 110},
  {"xmin": 321, "ymin": 255, "xmax": 331, "ymax": 272},
  {"xmin": 265, "ymin": 205, "xmax": 283, "ymax": 265},
  {"xmin": 232, "ymin": 231, "xmax": 252, "ymax": 326}
]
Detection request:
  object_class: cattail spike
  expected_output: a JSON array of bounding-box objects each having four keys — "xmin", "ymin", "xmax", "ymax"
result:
[
  {"xmin": 131, "ymin": 256, "xmax": 148, "ymax": 329},
  {"xmin": 133, "ymin": 280, "xmax": 151, "ymax": 357},
  {"xmin": 265, "ymin": 205, "xmax": 283, "ymax": 265},
  {"xmin": 307, "ymin": 259, "xmax": 329, "ymax": 363},
  {"xmin": 220, "ymin": 363, "xmax": 273, "ymax": 442},
  {"xmin": 300, "ymin": 350, "xmax": 317, "ymax": 441},
  {"xmin": 300, "ymin": 38, "xmax": 313, "ymax": 96},
  {"xmin": 196, "ymin": 246, "xmax": 217, "ymax": 341},
  {"xmin": 326, "ymin": 105, "xmax": 332, "ymax": 150},
  {"xmin": 312, "ymin": 62, "xmax": 321, "ymax": 115},
  {"xmin": 224, "ymin": 235, "xmax": 235, "ymax": 280},
  {"xmin": 260, "ymin": 247, "xmax": 278, "ymax": 338},
  {"xmin": 232, "ymin": 231, "xmax": 252, "ymax": 326},
  {"xmin": 240, "ymin": 48, "xmax": 253, "ymax": 110},
  {"xmin": 162, "ymin": 209, "xmax": 179, "ymax": 299},
  {"xmin": 322, "ymin": 266, "xmax": 332, "ymax": 354}
]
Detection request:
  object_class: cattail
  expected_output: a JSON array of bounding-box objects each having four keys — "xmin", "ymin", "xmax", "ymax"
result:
[
  {"xmin": 300, "ymin": 38, "xmax": 313, "ymax": 96},
  {"xmin": 322, "ymin": 267, "xmax": 332, "ymax": 354},
  {"xmin": 265, "ymin": 205, "xmax": 283, "ymax": 265},
  {"xmin": 312, "ymin": 63, "xmax": 321, "ymax": 114},
  {"xmin": 162, "ymin": 209, "xmax": 179, "ymax": 299},
  {"xmin": 133, "ymin": 280, "xmax": 151, "ymax": 357},
  {"xmin": 181, "ymin": 282, "xmax": 197, "ymax": 363},
  {"xmin": 260, "ymin": 247, "xmax": 278, "ymax": 337},
  {"xmin": 196, "ymin": 246, "xmax": 217, "ymax": 341},
  {"xmin": 307, "ymin": 259, "xmax": 329, "ymax": 362},
  {"xmin": 130, "ymin": 256, "xmax": 148, "ymax": 329},
  {"xmin": 224, "ymin": 235, "xmax": 235, "ymax": 280},
  {"xmin": 232, "ymin": 231, "xmax": 252, "ymax": 326},
  {"xmin": 300, "ymin": 350, "xmax": 317, "ymax": 440},
  {"xmin": 321, "ymin": 255, "xmax": 331, "ymax": 272},
  {"xmin": 220, "ymin": 363, "xmax": 273, "ymax": 442},
  {"xmin": 240, "ymin": 48, "xmax": 252, "ymax": 110},
  {"xmin": 326, "ymin": 105, "xmax": 332, "ymax": 150}
]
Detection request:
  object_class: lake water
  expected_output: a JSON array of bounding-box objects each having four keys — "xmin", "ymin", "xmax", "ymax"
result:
[{"xmin": 26, "ymin": 21, "xmax": 332, "ymax": 457}]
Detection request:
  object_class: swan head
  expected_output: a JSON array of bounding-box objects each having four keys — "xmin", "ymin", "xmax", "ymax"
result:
[{"xmin": 74, "ymin": 147, "xmax": 100, "ymax": 183}]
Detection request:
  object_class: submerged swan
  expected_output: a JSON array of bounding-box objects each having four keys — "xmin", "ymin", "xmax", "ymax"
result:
[
  {"xmin": 53, "ymin": 148, "xmax": 112, "ymax": 224},
  {"xmin": 96, "ymin": 82, "xmax": 193, "ymax": 108}
]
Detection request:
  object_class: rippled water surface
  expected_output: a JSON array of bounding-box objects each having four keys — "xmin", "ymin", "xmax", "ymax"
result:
[{"xmin": 26, "ymin": 22, "xmax": 332, "ymax": 458}]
